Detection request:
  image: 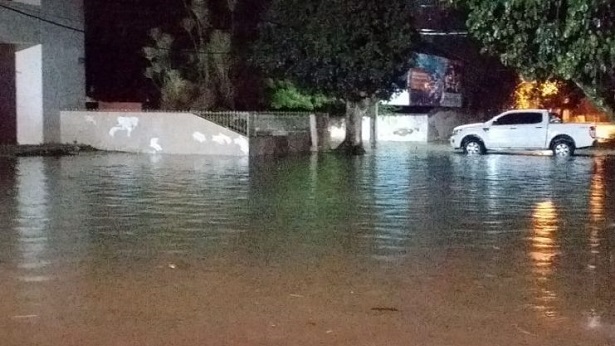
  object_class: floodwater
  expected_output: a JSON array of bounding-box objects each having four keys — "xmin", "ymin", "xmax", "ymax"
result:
[{"xmin": 0, "ymin": 143, "xmax": 614, "ymax": 345}]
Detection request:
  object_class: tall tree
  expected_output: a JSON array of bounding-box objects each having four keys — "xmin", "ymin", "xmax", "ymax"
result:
[
  {"xmin": 450, "ymin": 0, "xmax": 615, "ymax": 118},
  {"xmin": 252, "ymin": 0, "xmax": 419, "ymax": 154}
]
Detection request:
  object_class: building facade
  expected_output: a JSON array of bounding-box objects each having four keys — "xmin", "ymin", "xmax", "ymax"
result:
[{"xmin": 0, "ymin": 0, "xmax": 85, "ymax": 144}]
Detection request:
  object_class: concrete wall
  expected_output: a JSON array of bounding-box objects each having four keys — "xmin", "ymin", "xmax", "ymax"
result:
[
  {"xmin": 249, "ymin": 133, "xmax": 312, "ymax": 157},
  {"xmin": 61, "ymin": 111, "xmax": 249, "ymax": 156},
  {"xmin": 42, "ymin": 0, "xmax": 85, "ymax": 143},
  {"xmin": 0, "ymin": 0, "xmax": 85, "ymax": 144},
  {"xmin": 428, "ymin": 110, "xmax": 473, "ymax": 141},
  {"xmin": 15, "ymin": 0, "xmax": 41, "ymax": 5},
  {"xmin": 329, "ymin": 114, "xmax": 429, "ymax": 144},
  {"xmin": 376, "ymin": 114, "xmax": 429, "ymax": 142},
  {"xmin": 0, "ymin": 3, "xmax": 40, "ymax": 44}
]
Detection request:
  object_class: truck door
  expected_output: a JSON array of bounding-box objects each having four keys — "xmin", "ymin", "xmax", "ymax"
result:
[{"xmin": 487, "ymin": 112, "xmax": 546, "ymax": 149}]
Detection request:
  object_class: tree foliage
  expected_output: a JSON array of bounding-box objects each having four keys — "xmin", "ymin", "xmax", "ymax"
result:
[
  {"xmin": 450, "ymin": 0, "xmax": 615, "ymax": 117},
  {"xmin": 512, "ymin": 78, "xmax": 583, "ymax": 110},
  {"xmin": 266, "ymin": 80, "xmax": 335, "ymax": 111},
  {"xmin": 252, "ymin": 0, "xmax": 419, "ymax": 102},
  {"xmin": 143, "ymin": 0, "xmax": 235, "ymax": 110}
]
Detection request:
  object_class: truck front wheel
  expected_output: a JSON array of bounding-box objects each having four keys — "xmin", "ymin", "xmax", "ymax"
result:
[{"xmin": 552, "ymin": 140, "xmax": 575, "ymax": 157}]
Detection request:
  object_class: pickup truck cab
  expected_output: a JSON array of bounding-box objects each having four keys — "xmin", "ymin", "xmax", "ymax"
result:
[{"xmin": 450, "ymin": 109, "xmax": 596, "ymax": 156}]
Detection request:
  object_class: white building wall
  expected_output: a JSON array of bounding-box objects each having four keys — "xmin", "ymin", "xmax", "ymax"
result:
[
  {"xmin": 13, "ymin": 0, "xmax": 41, "ymax": 5},
  {"xmin": 16, "ymin": 44, "xmax": 43, "ymax": 144},
  {"xmin": 42, "ymin": 0, "xmax": 86, "ymax": 143},
  {"xmin": 0, "ymin": 3, "xmax": 40, "ymax": 44},
  {"xmin": 0, "ymin": 0, "xmax": 85, "ymax": 144}
]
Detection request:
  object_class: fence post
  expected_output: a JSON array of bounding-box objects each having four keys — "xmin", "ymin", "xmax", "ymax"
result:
[
  {"xmin": 310, "ymin": 113, "xmax": 318, "ymax": 152},
  {"xmin": 370, "ymin": 102, "xmax": 378, "ymax": 149}
]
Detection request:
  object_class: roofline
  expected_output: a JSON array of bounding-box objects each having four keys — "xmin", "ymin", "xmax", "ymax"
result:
[{"xmin": 503, "ymin": 109, "xmax": 550, "ymax": 113}]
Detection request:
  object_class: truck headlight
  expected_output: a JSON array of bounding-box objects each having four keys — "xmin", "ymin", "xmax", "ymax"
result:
[{"xmin": 452, "ymin": 129, "xmax": 460, "ymax": 136}]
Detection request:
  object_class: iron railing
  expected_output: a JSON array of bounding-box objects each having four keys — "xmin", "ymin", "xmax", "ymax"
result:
[
  {"xmin": 194, "ymin": 111, "xmax": 250, "ymax": 136},
  {"xmin": 194, "ymin": 111, "xmax": 326, "ymax": 137}
]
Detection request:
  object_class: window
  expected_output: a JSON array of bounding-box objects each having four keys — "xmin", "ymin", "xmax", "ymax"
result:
[
  {"xmin": 493, "ymin": 112, "xmax": 543, "ymax": 125},
  {"xmin": 549, "ymin": 113, "xmax": 562, "ymax": 123}
]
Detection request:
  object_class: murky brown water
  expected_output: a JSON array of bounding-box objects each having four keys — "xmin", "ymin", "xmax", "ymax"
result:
[{"xmin": 1, "ymin": 144, "xmax": 614, "ymax": 345}]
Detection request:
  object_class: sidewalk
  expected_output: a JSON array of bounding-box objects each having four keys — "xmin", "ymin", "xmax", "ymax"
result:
[
  {"xmin": 583, "ymin": 142, "xmax": 615, "ymax": 156},
  {"xmin": 0, "ymin": 144, "xmax": 98, "ymax": 158}
]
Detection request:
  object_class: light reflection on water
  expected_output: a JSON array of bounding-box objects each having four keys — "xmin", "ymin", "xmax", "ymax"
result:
[
  {"xmin": 0, "ymin": 146, "xmax": 614, "ymax": 342},
  {"xmin": 530, "ymin": 200, "xmax": 559, "ymax": 318},
  {"xmin": 16, "ymin": 160, "xmax": 51, "ymax": 283}
]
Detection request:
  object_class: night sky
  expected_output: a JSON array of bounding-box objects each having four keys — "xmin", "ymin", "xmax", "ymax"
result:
[
  {"xmin": 85, "ymin": 0, "xmax": 266, "ymax": 105},
  {"xmin": 85, "ymin": 0, "xmax": 180, "ymax": 102}
]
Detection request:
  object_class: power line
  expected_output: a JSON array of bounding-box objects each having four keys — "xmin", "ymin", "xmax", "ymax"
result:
[{"xmin": 0, "ymin": 3, "xmax": 84, "ymax": 33}]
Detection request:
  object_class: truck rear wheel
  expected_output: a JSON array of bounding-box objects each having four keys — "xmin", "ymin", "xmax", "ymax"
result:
[{"xmin": 552, "ymin": 140, "xmax": 575, "ymax": 157}]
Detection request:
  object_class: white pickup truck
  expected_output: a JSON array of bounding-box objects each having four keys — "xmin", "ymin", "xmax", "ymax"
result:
[{"xmin": 449, "ymin": 109, "xmax": 596, "ymax": 156}]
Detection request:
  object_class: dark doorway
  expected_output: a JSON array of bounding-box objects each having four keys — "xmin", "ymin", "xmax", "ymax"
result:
[{"xmin": 0, "ymin": 44, "xmax": 17, "ymax": 145}]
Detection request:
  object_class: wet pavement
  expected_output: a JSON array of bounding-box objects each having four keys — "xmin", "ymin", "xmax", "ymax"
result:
[{"xmin": 1, "ymin": 143, "xmax": 614, "ymax": 345}]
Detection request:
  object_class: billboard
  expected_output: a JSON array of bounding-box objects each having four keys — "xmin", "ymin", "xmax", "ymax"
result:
[{"xmin": 408, "ymin": 54, "xmax": 463, "ymax": 108}]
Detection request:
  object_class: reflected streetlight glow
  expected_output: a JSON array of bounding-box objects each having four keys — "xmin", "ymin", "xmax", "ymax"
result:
[
  {"xmin": 531, "ymin": 201, "xmax": 558, "ymax": 273},
  {"xmin": 16, "ymin": 160, "xmax": 50, "ymax": 281},
  {"xmin": 589, "ymin": 159, "xmax": 606, "ymax": 255},
  {"xmin": 531, "ymin": 200, "xmax": 559, "ymax": 316}
]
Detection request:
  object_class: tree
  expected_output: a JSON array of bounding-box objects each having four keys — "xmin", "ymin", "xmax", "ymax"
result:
[
  {"xmin": 266, "ymin": 80, "xmax": 335, "ymax": 111},
  {"xmin": 449, "ymin": 0, "xmax": 615, "ymax": 118},
  {"xmin": 252, "ymin": 0, "xmax": 420, "ymax": 154},
  {"xmin": 143, "ymin": 0, "xmax": 235, "ymax": 110},
  {"xmin": 512, "ymin": 78, "xmax": 583, "ymax": 110}
]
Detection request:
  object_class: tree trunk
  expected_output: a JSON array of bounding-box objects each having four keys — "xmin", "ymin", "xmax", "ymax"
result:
[
  {"xmin": 369, "ymin": 101, "xmax": 378, "ymax": 149},
  {"xmin": 574, "ymin": 79, "xmax": 615, "ymax": 120},
  {"xmin": 336, "ymin": 98, "xmax": 375, "ymax": 155}
]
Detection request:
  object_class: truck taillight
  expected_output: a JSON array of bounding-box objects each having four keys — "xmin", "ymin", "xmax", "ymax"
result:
[{"xmin": 590, "ymin": 126, "xmax": 597, "ymax": 139}]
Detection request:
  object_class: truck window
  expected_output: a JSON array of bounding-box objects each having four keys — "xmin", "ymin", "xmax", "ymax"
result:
[
  {"xmin": 549, "ymin": 113, "xmax": 562, "ymax": 123},
  {"xmin": 493, "ymin": 112, "xmax": 543, "ymax": 125},
  {"xmin": 493, "ymin": 114, "xmax": 518, "ymax": 125},
  {"xmin": 519, "ymin": 113, "xmax": 543, "ymax": 124}
]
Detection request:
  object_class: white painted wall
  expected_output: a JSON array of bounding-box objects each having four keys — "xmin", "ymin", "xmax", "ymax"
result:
[
  {"xmin": 61, "ymin": 111, "xmax": 249, "ymax": 156},
  {"xmin": 376, "ymin": 115, "xmax": 429, "ymax": 142},
  {"xmin": 329, "ymin": 114, "xmax": 430, "ymax": 144},
  {"xmin": 384, "ymin": 90, "xmax": 410, "ymax": 106},
  {"xmin": 0, "ymin": 0, "xmax": 85, "ymax": 144},
  {"xmin": 16, "ymin": 44, "xmax": 43, "ymax": 144}
]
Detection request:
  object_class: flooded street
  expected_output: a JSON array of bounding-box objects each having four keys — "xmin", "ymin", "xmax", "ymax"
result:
[{"xmin": 1, "ymin": 143, "xmax": 614, "ymax": 345}]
